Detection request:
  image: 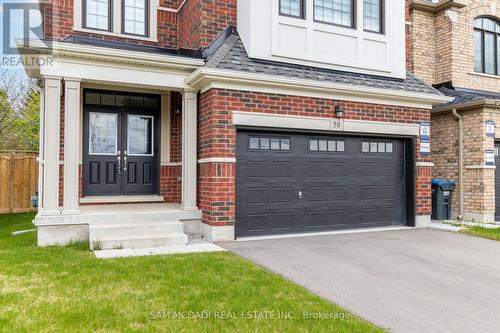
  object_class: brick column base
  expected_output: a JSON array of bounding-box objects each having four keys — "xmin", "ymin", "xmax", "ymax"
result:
[{"xmin": 160, "ymin": 165, "xmax": 182, "ymax": 203}]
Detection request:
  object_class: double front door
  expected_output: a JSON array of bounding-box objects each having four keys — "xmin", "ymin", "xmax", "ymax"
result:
[{"xmin": 83, "ymin": 91, "xmax": 160, "ymax": 196}]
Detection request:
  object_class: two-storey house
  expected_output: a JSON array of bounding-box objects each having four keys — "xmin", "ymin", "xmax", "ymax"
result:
[
  {"xmin": 410, "ymin": 0, "xmax": 500, "ymax": 223},
  {"xmin": 19, "ymin": 0, "xmax": 449, "ymax": 249}
]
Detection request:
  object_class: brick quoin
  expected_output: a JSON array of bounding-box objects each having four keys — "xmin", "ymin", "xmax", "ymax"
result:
[{"xmin": 197, "ymin": 88, "xmax": 433, "ymax": 226}]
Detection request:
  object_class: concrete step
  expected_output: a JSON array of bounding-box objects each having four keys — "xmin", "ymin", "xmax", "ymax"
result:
[
  {"xmin": 92, "ymin": 233, "xmax": 188, "ymax": 250},
  {"xmin": 89, "ymin": 221, "xmax": 184, "ymax": 239},
  {"xmin": 82, "ymin": 210, "xmax": 201, "ymax": 224}
]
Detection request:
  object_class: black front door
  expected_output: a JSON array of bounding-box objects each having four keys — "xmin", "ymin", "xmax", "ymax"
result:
[{"xmin": 83, "ymin": 91, "xmax": 160, "ymax": 197}]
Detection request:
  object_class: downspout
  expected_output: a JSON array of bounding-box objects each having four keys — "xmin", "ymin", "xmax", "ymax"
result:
[
  {"xmin": 452, "ymin": 108, "xmax": 463, "ymax": 219},
  {"xmin": 29, "ymin": 81, "xmax": 44, "ymax": 213}
]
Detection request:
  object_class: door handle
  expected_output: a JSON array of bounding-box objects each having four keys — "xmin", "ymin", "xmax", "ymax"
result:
[
  {"xmin": 123, "ymin": 155, "xmax": 127, "ymax": 171},
  {"xmin": 117, "ymin": 152, "xmax": 122, "ymax": 175},
  {"xmin": 298, "ymin": 191, "xmax": 303, "ymax": 199}
]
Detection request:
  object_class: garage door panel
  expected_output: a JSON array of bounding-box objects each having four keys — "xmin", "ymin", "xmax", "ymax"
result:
[
  {"xmin": 272, "ymin": 187, "xmax": 295, "ymax": 203},
  {"xmin": 272, "ymin": 161, "xmax": 294, "ymax": 177},
  {"xmin": 307, "ymin": 211, "xmax": 330, "ymax": 227},
  {"xmin": 236, "ymin": 131, "xmax": 407, "ymax": 237},
  {"xmin": 307, "ymin": 186, "xmax": 329, "ymax": 201},
  {"xmin": 331, "ymin": 186, "xmax": 349, "ymax": 201},
  {"xmin": 247, "ymin": 187, "xmax": 270, "ymax": 204},
  {"xmin": 246, "ymin": 212, "xmax": 271, "ymax": 232},
  {"xmin": 247, "ymin": 161, "xmax": 270, "ymax": 178},
  {"xmin": 359, "ymin": 162, "xmax": 378, "ymax": 176},
  {"xmin": 272, "ymin": 212, "xmax": 295, "ymax": 230}
]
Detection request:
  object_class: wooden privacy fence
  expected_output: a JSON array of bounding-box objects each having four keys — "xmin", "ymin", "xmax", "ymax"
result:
[{"xmin": 0, "ymin": 152, "xmax": 38, "ymax": 214}]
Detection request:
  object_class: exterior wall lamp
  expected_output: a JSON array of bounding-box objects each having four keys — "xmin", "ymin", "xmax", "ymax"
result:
[{"xmin": 335, "ymin": 106, "xmax": 345, "ymax": 118}]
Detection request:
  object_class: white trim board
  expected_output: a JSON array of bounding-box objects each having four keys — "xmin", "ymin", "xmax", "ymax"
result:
[
  {"xmin": 198, "ymin": 158, "xmax": 236, "ymax": 164},
  {"xmin": 94, "ymin": 243, "xmax": 226, "ymax": 259},
  {"xmin": 235, "ymin": 226, "xmax": 414, "ymax": 242},
  {"xmin": 186, "ymin": 68, "xmax": 453, "ymax": 109},
  {"xmin": 232, "ymin": 111, "xmax": 420, "ymax": 136}
]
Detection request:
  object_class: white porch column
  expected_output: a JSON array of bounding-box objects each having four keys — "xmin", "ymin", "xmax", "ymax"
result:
[
  {"xmin": 41, "ymin": 76, "xmax": 62, "ymax": 215},
  {"xmin": 181, "ymin": 90, "xmax": 198, "ymax": 211},
  {"xmin": 62, "ymin": 78, "xmax": 81, "ymax": 215}
]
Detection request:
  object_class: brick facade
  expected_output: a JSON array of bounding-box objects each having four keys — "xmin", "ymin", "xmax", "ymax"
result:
[
  {"xmin": 44, "ymin": 0, "xmax": 236, "ymax": 50},
  {"xmin": 409, "ymin": 0, "xmax": 500, "ymax": 90},
  {"xmin": 432, "ymin": 108, "xmax": 498, "ymax": 222},
  {"xmin": 160, "ymin": 92, "xmax": 182, "ymax": 204},
  {"xmin": 197, "ymin": 88, "xmax": 433, "ymax": 227},
  {"xmin": 410, "ymin": 0, "xmax": 500, "ymax": 222}
]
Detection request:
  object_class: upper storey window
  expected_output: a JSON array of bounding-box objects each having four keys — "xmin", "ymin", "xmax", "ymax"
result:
[
  {"xmin": 363, "ymin": 0, "xmax": 383, "ymax": 33},
  {"xmin": 123, "ymin": 0, "xmax": 148, "ymax": 36},
  {"xmin": 314, "ymin": 0, "xmax": 354, "ymax": 28},
  {"xmin": 79, "ymin": 0, "xmax": 154, "ymax": 39},
  {"xmin": 84, "ymin": 0, "xmax": 111, "ymax": 31},
  {"xmin": 278, "ymin": 0, "xmax": 384, "ymax": 33},
  {"xmin": 474, "ymin": 17, "xmax": 500, "ymax": 75},
  {"xmin": 280, "ymin": 0, "xmax": 304, "ymax": 18}
]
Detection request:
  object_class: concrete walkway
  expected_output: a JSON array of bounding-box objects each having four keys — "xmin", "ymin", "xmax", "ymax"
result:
[{"xmin": 220, "ymin": 229, "xmax": 500, "ymax": 333}]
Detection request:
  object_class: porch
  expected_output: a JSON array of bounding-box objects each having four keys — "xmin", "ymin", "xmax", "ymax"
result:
[{"xmin": 26, "ymin": 39, "xmax": 207, "ymax": 247}]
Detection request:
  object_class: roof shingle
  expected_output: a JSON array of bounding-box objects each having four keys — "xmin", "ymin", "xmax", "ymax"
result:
[{"xmin": 204, "ymin": 30, "xmax": 442, "ymax": 96}]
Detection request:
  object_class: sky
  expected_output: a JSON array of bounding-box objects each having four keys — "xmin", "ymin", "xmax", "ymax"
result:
[{"xmin": 0, "ymin": 0, "xmax": 44, "ymax": 81}]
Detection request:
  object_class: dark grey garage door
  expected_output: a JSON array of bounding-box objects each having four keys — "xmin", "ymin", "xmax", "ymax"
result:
[{"xmin": 236, "ymin": 130, "xmax": 407, "ymax": 237}]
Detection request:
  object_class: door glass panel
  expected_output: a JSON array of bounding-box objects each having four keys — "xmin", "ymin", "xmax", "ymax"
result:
[
  {"xmin": 128, "ymin": 115, "xmax": 153, "ymax": 155},
  {"xmin": 89, "ymin": 112, "xmax": 117, "ymax": 155}
]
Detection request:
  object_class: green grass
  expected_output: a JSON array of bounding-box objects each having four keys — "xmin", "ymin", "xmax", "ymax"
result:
[
  {"xmin": 462, "ymin": 226, "xmax": 500, "ymax": 241},
  {"xmin": 0, "ymin": 213, "xmax": 383, "ymax": 333}
]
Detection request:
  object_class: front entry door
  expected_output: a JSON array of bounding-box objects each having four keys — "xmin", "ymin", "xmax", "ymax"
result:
[{"xmin": 83, "ymin": 91, "xmax": 159, "ymax": 197}]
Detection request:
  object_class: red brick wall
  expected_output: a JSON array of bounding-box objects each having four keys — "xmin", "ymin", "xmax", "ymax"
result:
[
  {"xmin": 178, "ymin": 0, "xmax": 237, "ymax": 49},
  {"xmin": 405, "ymin": 0, "xmax": 413, "ymax": 71},
  {"xmin": 160, "ymin": 165, "xmax": 181, "ymax": 203},
  {"xmin": 159, "ymin": 92, "xmax": 182, "ymax": 203},
  {"xmin": 44, "ymin": 0, "xmax": 236, "ymax": 50},
  {"xmin": 45, "ymin": 0, "xmax": 178, "ymax": 48},
  {"xmin": 197, "ymin": 88, "xmax": 433, "ymax": 226}
]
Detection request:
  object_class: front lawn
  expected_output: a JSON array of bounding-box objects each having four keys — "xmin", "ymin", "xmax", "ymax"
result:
[
  {"xmin": 462, "ymin": 226, "xmax": 500, "ymax": 241},
  {"xmin": 0, "ymin": 213, "xmax": 382, "ymax": 332}
]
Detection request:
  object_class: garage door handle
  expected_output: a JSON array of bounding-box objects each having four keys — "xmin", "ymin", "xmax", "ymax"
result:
[{"xmin": 298, "ymin": 191, "xmax": 303, "ymax": 199}]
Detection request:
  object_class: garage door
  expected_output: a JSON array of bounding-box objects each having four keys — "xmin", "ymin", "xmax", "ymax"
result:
[{"xmin": 236, "ymin": 130, "xmax": 407, "ymax": 237}]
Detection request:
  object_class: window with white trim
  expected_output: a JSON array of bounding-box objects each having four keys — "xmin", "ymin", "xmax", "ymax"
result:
[
  {"xmin": 280, "ymin": 0, "xmax": 304, "ymax": 18},
  {"xmin": 314, "ymin": 0, "xmax": 354, "ymax": 28},
  {"xmin": 84, "ymin": 0, "xmax": 111, "ymax": 31},
  {"xmin": 363, "ymin": 0, "xmax": 383, "ymax": 33},
  {"xmin": 123, "ymin": 0, "xmax": 148, "ymax": 36}
]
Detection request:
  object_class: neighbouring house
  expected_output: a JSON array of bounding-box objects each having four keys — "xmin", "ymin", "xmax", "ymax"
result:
[
  {"xmin": 18, "ymin": 0, "xmax": 450, "ymax": 249},
  {"xmin": 409, "ymin": 0, "xmax": 500, "ymax": 223}
]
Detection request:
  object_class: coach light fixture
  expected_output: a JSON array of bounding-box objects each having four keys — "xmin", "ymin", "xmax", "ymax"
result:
[{"xmin": 335, "ymin": 105, "xmax": 345, "ymax": 118}]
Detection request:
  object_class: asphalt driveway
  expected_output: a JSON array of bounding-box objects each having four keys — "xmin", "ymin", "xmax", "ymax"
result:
[{"xmin": 219, "ymin": 229, "xmax": 500, "ymax": 333}]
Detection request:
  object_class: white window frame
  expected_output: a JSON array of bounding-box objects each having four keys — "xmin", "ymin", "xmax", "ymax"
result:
[
  {"xmin": 122, "ymin": 0, "xmax": 149, "ymax": 37},
  {"xmin": 74, "ymin": 0, "xmax": 158, "ymax": 42}
]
